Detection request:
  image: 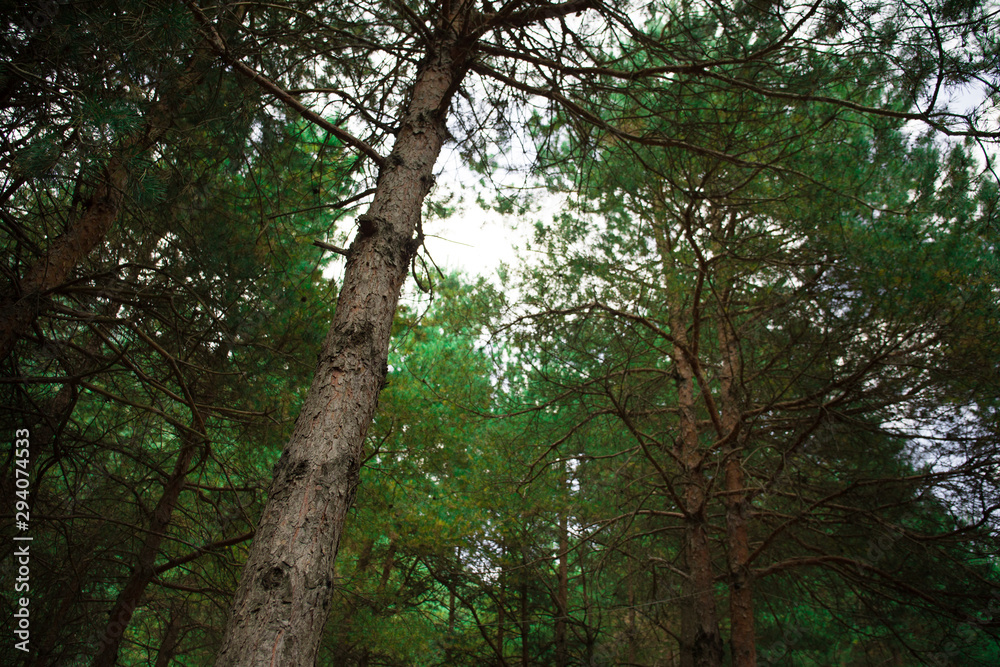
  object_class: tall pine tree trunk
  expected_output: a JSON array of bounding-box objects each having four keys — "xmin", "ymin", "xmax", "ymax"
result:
[
  {"xmin": 655, "ymin": 217, "xmax": 724, "ymax": 667},
  {"xmin": 717, "ymin": 293, "xmax": 756, "ymax": 667},
  {"xmin": 214, "ymin": 42, "xmax": 467, "ymax": 666}
]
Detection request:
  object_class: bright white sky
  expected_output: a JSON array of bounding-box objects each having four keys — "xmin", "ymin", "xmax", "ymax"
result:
[
  {"xmin": 419, "ymin": 184, "xmax": 531, "ymax": 279},
  {"xmin": 399, "ymin": 140, "xmax": 552, "ymax": 284}
]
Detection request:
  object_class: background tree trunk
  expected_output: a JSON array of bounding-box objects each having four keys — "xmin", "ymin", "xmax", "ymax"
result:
[
  {"xmin": 92, "ymin": 417, "xmax": 206, "ymax": 667},
  {"xmin": 154, "ymin": 605, "xmax": 183, "ymax": 667},
  {"xmin": 555, "ymin": 503, "xmax": 569, "ymax": 667},
  {"xmin": 657, "ymin": 217, "xmax": 724, "ymax": 667},
  {"xmin": 718, "ymin": 307, "xmax": 756, "ymax": 667},
  {"xmin": 0, "ymin": 60, "xmax": 203, "ymax": 362},
  {"xmin": 520, "ymin": 540, "xmax": 530, "ymax": 667}
]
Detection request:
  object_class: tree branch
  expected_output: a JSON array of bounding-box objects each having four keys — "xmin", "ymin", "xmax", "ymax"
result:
[
  {"xmin": 154, "ymin": 531, "xmax": 256, "ymax": 575},
  {"xmin": 185, "ymin": 1, "xmax": 386, "ymax": 167}
]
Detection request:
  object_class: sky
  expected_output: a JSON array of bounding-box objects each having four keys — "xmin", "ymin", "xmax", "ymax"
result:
[{"xmin": 419, "ymin": 185, "xmax": 530, "ymax": 280}]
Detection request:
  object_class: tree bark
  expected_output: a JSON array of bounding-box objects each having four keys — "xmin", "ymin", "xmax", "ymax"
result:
[
  {"xmin": 154, "ymin": 605, "xmax": 184, "ymax": 667},
  {"xmin": 717, "ymin": 305, "xmax": 756, "ymax": 667},
  {"xmin": 0, "ymin": 57, "xmax": 204, "ymax": 363},
  {"xmin": 654, "ymin": 217, "xmax": 724, "ymax": 667},
  {"xmin": 92, "ymin": 418, "xmax": 207, "ymax": 667},
  {"xmin": 678, "ymin": 469, "xmax": 724, "ymax": 667},
  {"xmin": 214, "ymin": 42, "xmax": 467, "ymax": 666}
]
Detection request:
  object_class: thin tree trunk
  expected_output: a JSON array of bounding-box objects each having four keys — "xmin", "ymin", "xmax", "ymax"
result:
[
  {"xmin": 445, "ymin": 545, "xmax": 459, "ymax": 663},
  {"xmin": 717, "ymin": 303, "xmax": 756, "ymax": 667},
  {"xmin": 520, "ymin": 540, "xmax": 530, "ymax": 667},
  {"xmin": 214, "ymin": 40, "xmax": 467, "ymax": 667},
  {"xmin": 154, "ymin": 605, "xmax": 183, "ymax": 667},
  {"xmin": 446, "ymin": 583, "xmax": 457, "ymax": 663},
  {"xmin": 498, "ymin": 538, "xmax": 508, "ymax": 667},
  {"xmin": 627, "ymin": 571, "xmax": 637, "ymax": 664},
  {"xmin": 377, "ymin": 539, "xmax": 397, "ymax": 594},
  {"xmin": 723, "ymin": 456, "xmax": 755, "ymax": 666},
  {"xmin": 654, "ymin": 217, "xmax": 724, "ymax": 667},
  {"xmin": 555, "ymin": 503, "xmax": 569, "ymax": 667},
  {"xmin": 92, "ymin": 416, "xmax": 207, "ymax": 667},
  {"xmin": 580, "ymin": 540, "xmax": 598, "ymax": 665}
]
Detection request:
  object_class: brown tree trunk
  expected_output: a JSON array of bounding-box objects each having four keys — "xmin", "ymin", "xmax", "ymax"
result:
[
  {"xmin": 723, "ymin": 462, "xmax": 755, "ymax": 666},
  {"xmin": 154, "ymin": 605, "xmax": 183, "ymax": 667},
  {"xmin": 0, "ymin": 62, "xmax": 202, "ymax": 363},
  {"xmin": 498, "ymin": 538, "xmax": 508, "ymax": 667},
  {"xmin": 0, "ymin": 157, "xmax": 129, "ymax": 362},
  {"xmin": 520, "ymin": 540, "xmax": 530, "ymax": 667},
  {"xmin": 92, "ymin": 418, "xmax": 207, "ymax": 667},
  {"xmin": 555, "ymin": 504, "xmax": 569, "ymax": 667},
  {"xmin": 213, "ymin": 42, "xmax": 467, "ymax": 667},
  {"xmin": 627, "ymin": 572, "xmax": 637, "ymax": 664},
  {"xmin": 377, "ymin": 539, "xmax": 397, "ymax": 594},
  {"xmin": 679, "ymin": 489, "xmax": 724, "ymax": 667},
  {"xmin": 717, "ymin": 306, "xmax": 756, "ymax": 667},
  {"xmin": 655, "ymin": 218, "xmax": 724, "ymax": 667},
  {"xmin": 446, "ymin": 575, "xmax": 457, "ymax": 663}
]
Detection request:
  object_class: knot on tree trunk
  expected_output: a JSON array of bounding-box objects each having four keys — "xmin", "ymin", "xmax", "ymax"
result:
[{"xmin": 357, "ymin": 214, "xmax": 379, "ymax": 236}]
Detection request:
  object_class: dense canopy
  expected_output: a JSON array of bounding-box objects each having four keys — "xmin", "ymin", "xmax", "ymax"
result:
[{"xmin": 1, "ymin": 0, "xmax": 998, "ymax": 665}]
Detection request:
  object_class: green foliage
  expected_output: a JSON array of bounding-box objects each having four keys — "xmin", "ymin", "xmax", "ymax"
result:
[{"xmin": 1, "ymin": 0, "xmax": 998, "ymax": 664}]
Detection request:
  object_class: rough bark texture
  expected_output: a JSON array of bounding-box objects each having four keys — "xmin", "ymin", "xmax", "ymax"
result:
[
  {"xmin": 214, "ymin": 43, "xmax": 465, "ymax": 666},
  {"xmin": 677, "ymin": 403, "xmax": 725, "ymax": 667}
]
